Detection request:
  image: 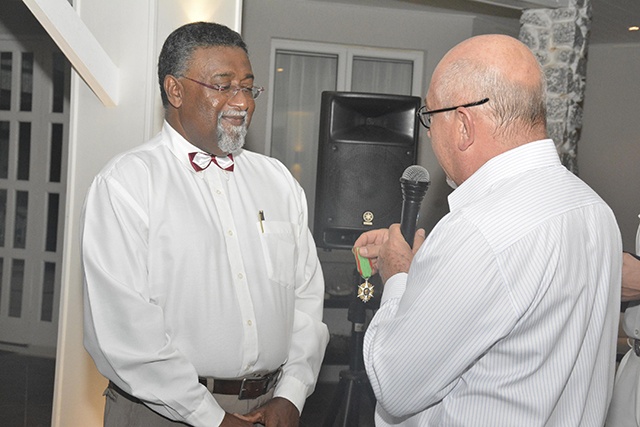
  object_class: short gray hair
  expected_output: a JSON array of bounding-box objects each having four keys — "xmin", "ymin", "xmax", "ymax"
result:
[
  {"xmin": 157, "ymin": 22, "xmax": 248, "ymax": 107},
  {"xmin": 435, "ymin": 57, "xmax": 547, "ymax": 139}
]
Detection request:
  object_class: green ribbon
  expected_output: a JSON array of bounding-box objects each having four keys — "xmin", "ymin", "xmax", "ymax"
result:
[{"xmin": 353, "ymin": 247, "xmax": 373, "ymax": 279}]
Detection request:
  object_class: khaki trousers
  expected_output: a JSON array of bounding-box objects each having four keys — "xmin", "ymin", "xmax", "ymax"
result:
[{"xmin": 103, "ymin": 382, "xmax": 274, "ymax": 427}]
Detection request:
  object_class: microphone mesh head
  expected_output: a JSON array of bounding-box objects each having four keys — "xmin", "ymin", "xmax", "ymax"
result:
[{"xmin": 402, "ymin": 165, "xmax": 430, "ymax": 183}]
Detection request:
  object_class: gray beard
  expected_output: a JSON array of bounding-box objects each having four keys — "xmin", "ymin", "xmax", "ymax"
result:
[{"xmin": 217, "ymin": 114, "xmax": 247, "ymax": 154}]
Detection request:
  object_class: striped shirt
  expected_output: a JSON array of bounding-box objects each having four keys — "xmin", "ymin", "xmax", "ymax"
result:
[
  {"xmin": 606, "ymin": 219, "xmax": 640, "ymax": 426},
  {"xmin": 364, "ymin": 139, "xmax": 622, "ymax": 426}
]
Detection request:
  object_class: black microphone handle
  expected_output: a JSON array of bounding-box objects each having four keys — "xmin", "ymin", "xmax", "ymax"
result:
[
  {"xmin": 400, "ymin": 199, "xmax": 422, "ymax": 247},
  {"xmin": 399, "ymin": 178, "xmax": 429, "ymax": 247}
]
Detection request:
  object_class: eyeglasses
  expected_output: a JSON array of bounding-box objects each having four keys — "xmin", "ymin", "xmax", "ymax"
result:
[
  {"xmin": 182, "ymin": 76, "xmax": 265, "ymax": 100},
  {"xmin": 417, "ymin": 98, "xmax": 489, "ymax": 129}
]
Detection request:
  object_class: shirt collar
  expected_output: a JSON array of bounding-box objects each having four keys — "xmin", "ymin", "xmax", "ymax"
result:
[
  {"xmin": 448, "ymin": 139, "xmax": 561, "ymax": 212},
  {"xmin": 163, "ymin": 120, "xmax": 242, "ymax": 172}
]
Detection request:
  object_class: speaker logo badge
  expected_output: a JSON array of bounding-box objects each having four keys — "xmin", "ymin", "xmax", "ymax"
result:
[{"xmin": 362, "ymin": 211, "xmax": 374, "ymax": 226}]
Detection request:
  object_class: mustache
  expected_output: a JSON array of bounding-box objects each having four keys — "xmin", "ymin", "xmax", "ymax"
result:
[{"xmin": 219, "ymin": 110, "xmax": 247, "ymax": 119}]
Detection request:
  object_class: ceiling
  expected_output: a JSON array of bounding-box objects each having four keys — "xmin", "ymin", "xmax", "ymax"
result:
[
  {"xmin": 470, "ymin": 0, "xmax": 640, "ymax": 44},
  {"xmin": 310, "ymin": 0, "xmax": 640, "ymax": 45},
  {"xmin": 5, "ymin": 0, "xmax": 640, "ymax": 45},
  {"xmin": 588, "ymin": 0, "xmax": 640, "ymax": 44}
]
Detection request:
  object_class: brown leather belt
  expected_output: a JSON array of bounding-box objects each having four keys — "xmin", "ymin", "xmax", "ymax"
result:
[
  {"xmin": 108, "ymin": 381, "xmax": 142, "ymax": 403},
  {"xmin": 199, "ymin": 368, "xmax": 282, "ymax": 400}
]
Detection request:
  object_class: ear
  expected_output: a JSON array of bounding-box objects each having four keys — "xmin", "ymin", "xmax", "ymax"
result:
[
  {"xmin": 164, "ymin": 75, "xmax": 183, "ymax": 109},
  {"xmin": 455, "ymin": 107, "xmax": 475, "ymax": 151}
]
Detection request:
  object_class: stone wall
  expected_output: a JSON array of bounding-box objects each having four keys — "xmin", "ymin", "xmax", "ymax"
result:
[{"xmin": 519, "ymin": 0, "xmax": 591, "ymax": 173}]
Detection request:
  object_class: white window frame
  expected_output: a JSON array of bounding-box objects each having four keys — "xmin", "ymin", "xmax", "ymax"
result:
[{"xmin": 264, "ymin": 39, "xmax": 424, "ymax": 156}]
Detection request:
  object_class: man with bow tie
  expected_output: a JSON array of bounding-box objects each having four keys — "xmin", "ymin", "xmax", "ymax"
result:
[{"xmin": 81, "ymin": 22, "xmax": 329, "ymax": 427}]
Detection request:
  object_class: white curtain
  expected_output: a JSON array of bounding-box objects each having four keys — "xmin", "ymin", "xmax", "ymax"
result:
[
  {"xmin": 270, "ymin": 51, "xmax": 337, "ymax": 224},
  {"xmin": 351, "ymin": 56, "xmax": 413, "ymax": 95}
]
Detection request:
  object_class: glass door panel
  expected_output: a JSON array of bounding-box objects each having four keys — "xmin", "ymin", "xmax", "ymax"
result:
[
  {"xmin": 270, "ymin": 50, "xmax": 338, "ymax": 227},
  {"xmin": 0, "ymin": 38, "xmax": 69, "ymax": 353},
  {"xmin": 351, "ymin": 56, "xmax": 414, "ymax": 95}
]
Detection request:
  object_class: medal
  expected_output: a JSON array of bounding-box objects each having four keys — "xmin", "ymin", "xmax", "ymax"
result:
[{"xmin": 353, "ymin": 247, "xmax": 374, "ymax": 303}]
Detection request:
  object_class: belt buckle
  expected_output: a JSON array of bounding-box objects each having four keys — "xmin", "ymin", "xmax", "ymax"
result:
[
  {"xmin": 238, "ymin": 369, "xmax": 281, "ymax": 400},
  {"xmin": 238, "ymin": 376, "xmax": 265, "ymax": 400},
  {"xmin": 238, "ymin": 377, "xmax": 251, "ymax": 400}
]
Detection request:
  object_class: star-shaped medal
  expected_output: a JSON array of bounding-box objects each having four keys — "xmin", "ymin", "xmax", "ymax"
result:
[{"xmin": 357, "ymin": 279, "xmax": 375, "ymax": 303}]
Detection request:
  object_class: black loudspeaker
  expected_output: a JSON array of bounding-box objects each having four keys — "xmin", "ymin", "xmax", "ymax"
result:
[{"xmin": 314, "ymin": 91, "xmax": 421, "ymax": 250}]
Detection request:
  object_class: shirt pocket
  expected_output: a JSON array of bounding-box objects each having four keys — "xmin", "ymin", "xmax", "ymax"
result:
[{"xmin": 257, "ymin": 220, "xmax": 298, "ymax": 288}]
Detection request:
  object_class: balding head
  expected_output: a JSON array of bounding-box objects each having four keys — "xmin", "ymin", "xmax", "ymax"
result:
[
  {"xmin": 425, "ymin": 35, "xmax": 548, "ymax": 186},
  {"xmin": 429, "ymin": 34, "xmax": 547, "ymax": 143}
]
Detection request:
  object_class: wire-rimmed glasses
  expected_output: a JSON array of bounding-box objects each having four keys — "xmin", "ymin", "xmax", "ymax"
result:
[
  {"xmin": 417, "ymin": 98, "xmax": 489, "ymax": 129},
  {"xmin": 182, "ymin": 76, "xmax": 265, "ymax": 100}
]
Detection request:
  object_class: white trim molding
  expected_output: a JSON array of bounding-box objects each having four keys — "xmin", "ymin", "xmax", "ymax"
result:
[{"xmin": 22, "ymin": 0, "xmax": 119, "ymax": 107}]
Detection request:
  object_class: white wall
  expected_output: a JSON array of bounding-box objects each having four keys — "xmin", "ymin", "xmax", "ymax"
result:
[
  {"xmin": 579, "ymin": 43, "xmax": 640, "ymax": 252},
  {"xmin": 51, "ymin": 1, "xmax": 242, "ymax": 425},
  {"xmin": 52, "ymin": 2, "xmax": 155, "ymax": 424}
]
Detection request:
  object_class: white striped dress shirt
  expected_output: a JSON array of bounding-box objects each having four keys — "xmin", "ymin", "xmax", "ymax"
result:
[
  {"xmin": 364, "ymin": 139, "xmax": 622, "ymax": 426},
  {"xmin": 605, "ymin": 218, "xmax": 640, "ymax": 427}
]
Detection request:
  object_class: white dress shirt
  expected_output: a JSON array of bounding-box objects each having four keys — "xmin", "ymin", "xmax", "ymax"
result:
[
  {"xmin": 82, "ymin": 121, "xmax": 329, "ymax": 426},
  {"xmin": 606, "ymin": 216, "xmax": 640, "ymax": 427},
  {"xmin": 364, "ymin": 139, "xmax": 622, "ymax": 426}
]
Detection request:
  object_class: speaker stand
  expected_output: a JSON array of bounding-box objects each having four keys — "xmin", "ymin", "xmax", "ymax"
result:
[{"xmin": 323, "ymin": 276, "xmax": 377, "ymax": 427}]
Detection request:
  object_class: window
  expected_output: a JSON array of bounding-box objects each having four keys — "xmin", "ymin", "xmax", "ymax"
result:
[{"xmin": 0, "ymin": 39, "xmax": 70, "ymax": 351}]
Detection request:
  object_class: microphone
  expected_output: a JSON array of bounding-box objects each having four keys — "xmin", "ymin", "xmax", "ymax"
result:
[{"xmin": 400, "ymin": 165, "xmax": 430, "ymax": 247}]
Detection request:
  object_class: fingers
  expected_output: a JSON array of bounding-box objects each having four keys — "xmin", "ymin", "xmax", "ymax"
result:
[
  {"xmin": 356, "ymin": 244, "xmax": 380, "ymax": 259},
  {"xmin": 241, "ymin": 397, "xmax": 299, "ymax": 426},
  {"xmin": 387, "ymin": 223, "xmax": 403, "ymax": 238},
  {"xmin": 412, "ymin": 228, "xmax": 426, "ymax": 254},
  {"xmin": 234, "ymin": 412, "xmax": 261, "ymax": 423},
  {"xmin": 376, "ymin": 225, "xmax": 415, "ymax": 283},
  {"xmin": 353, "ymin": 228, "xmax": 389, "ymax": 256},
  {"xmin": 221, "ymin": 413, "xmax": 255, "ymax": 426},
  {"xmin": 353, "ymin": 229, "xmax": 390, "ymax": 278},
  {"xmin": 353, "ymin": 225, "xmax": 426, "ymax": 284},
  {"xmin": 387, "ymin": 224, "xmax": 425, "ymax": 253}
]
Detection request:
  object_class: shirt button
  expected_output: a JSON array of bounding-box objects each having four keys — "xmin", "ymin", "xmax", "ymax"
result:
[
  {"xmin": 247, "ymin": 320, "xmax": 252, "ymax": 326},
  {"xmin": 216, "ymin": 189, "xmax": 222, "ymax": 194},
  {"xmin": 238, "ymin": 273, "xmax": 244, "ymax": 279},
  {"xmin": 228, "ymin": 230, "xmax": 233, "ymax": 236}
]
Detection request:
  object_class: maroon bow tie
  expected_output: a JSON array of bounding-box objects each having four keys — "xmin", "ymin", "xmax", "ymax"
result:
[{"xmin": 189, "ymin": 152, "xmax": 234, "ymax": 172}]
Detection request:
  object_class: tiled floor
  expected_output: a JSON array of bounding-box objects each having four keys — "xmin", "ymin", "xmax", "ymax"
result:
[
  {"xmin": 301, "ymin": 372, "xmax": 375, "ymax": 427},
  {"xmin": 0, "ymin": 350, "xmax": 374, "ymax": 427},
  {"xmin": 0, "ymin": 351, "xmax": 55, "ymax": 427}
]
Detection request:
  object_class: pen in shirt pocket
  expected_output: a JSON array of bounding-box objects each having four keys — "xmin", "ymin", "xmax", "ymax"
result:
[{"xmin": 258, "ymin": 210, "xmax": 265, "ymax": 233}]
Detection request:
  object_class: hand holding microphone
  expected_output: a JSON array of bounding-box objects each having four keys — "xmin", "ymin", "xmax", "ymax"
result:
[{"xmin": 353, "ymin": 165, "xmax": 430, "ymax": 284}]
